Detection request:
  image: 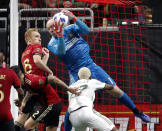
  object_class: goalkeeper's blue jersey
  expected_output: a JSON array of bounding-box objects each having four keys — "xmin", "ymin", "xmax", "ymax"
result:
[
  {"xmin": 48, "ymin": 20, "xmax": 93, "ymax": 72},
  {"xmin": 48, "ymin": 19, "xmax": 116, "ymax": 86}
]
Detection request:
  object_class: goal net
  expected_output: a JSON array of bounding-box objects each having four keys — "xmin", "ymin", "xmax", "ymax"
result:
[{"xmin": 16, "ymin": 0, "xmax": 162, "ymax": 130}]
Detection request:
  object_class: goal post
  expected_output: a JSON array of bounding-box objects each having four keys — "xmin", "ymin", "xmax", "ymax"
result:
[{"xmin": 10, "ymin": 0, "xmax": 19, "ymax": 120}]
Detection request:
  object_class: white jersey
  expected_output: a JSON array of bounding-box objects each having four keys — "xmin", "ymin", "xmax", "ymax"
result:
[{"xmin": 68, "ymin": 79, "xmax": 105, "ymax": 113}]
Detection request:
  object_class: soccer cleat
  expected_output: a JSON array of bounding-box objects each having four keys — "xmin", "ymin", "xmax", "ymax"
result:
[{"xmin": 134, "ymin": 111, "xmax": 151, "ymax": 123}]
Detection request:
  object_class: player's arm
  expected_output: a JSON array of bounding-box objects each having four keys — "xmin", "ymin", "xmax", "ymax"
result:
[
  {"xmin": 48, "ymin": 75, "xmax": 80, "ymax": 95},
  {"xmin": 42, "ymin": 47, "xmax": 49, "ymax": 65},
  {"xmin": 62, "ymin": 9, "xmax": 90, "ymax": 34},
  {"xmin": 103, "ymin": 83, "xmax": 114, "ymax": 90},
  {"xmin": 48, "ymin": 37, "xmax": 66, "ymax": 56},
  {"xmin": 11, "ymin": 70, "xmax": 24, "ymax": 107},
  {"xmin": 15, "ymin": 87, "xmax": 24, "ymax": 106},
  {"xmin": 19, "ymin": 91, "xmax": 32, "ymax": 110},
  {"xmin": 48, "ymin": 21, "xmax": 66, "ymax": 56},
  {"xmin": 33, "ymin": 54, "xmax": 53, "ymax": 75},
  {"xmin": 21, "ymin": 91, "xmax": 32, "ymax": 105},
  {"xmin": 92, "ymin": 79, "xmax": 113, "ymax": 91}
]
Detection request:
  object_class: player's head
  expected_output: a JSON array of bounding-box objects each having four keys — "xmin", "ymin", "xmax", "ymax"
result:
[
  {"xmin": 46, "ymin": 18, "xmax": 57, "ymax": 37},
  {"xmin": 0, "ymin": 51, "xmax": 4, "ymax": 65},
  {"xmin": 10, "ymin": 65, "xmax": 24, "ymax": 82},
  {"xmin": 0, "ymin": 50, "xmax": 5, "ymax": 61},
  {"xmin": 78, "ymin": 67, "xmax": 91, "ymax": 80},
  {"xmin": 25, "ymin": 28, "xmax": 41, "ymax": 45}
]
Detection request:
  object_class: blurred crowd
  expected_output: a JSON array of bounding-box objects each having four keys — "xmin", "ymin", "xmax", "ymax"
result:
[{"xmin": 0, "ymin": 0, "xmax": 161, "ymax": 28}]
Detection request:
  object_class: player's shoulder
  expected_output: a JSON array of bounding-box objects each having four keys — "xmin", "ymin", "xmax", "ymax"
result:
[
  {"xmin": 89, "ymin": 79, "xmax": 103, "ymax": 84},
  {"xmin": 70, "ymin": 79, "xmax": 83, "ymax": 87},
  {"xmin": 64, "ymin": 24, "xmax": 76, "ymax": 31},
  {"xmin": 24, "ymin": 44, "xmax": 42, "ymax": 52},
  {"xmin": 90, "ymin": 79, "xmax": 99, "ymax": 82},
  {"xmin": 32, "ymin": 44, "xmax": 42, "ymax": 48},
  {"xmin": 2, "ymin": 68, "xmax": 15, "ymax": 75}
]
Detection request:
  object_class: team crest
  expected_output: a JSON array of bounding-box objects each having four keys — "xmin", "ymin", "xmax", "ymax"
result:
[
  {"xmin": 36, "ymin": 48, "xmax": 41, "ymax": 52},
  {"xmin": 68, "ymin": 33, "xmax": 73, "ymax": 38}
]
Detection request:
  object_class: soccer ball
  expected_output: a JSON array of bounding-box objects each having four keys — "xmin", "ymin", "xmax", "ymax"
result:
[{"xmin": 53, "ymin": 12, "xmax": 69, "ymax": 27}]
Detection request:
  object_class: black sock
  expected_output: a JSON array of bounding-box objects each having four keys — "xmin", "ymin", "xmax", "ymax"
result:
[
  {"xmin": 132, "ymin": 108, "xmax": 141, "ymax": 114},
  {"xmin": 14, "ymin": 125, "xmax": 21, "ymax": 131}
]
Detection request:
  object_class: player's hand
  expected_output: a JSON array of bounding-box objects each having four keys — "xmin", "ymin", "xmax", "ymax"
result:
[
  {"xmin": 90, "ymin": 3, "xmax": 99, "ymax": 9},
  {"xmin": 42, "ymin": 47, "xmax": 49, "ymax": 58},
  {"xmin": 14, "ymin": 99, "xmax": 21, "ymax": 107},
  {"xmin": 18, "ymin": 102, "xmax": 26, "ymax": 114},
  {"xmin": 48, "ymin": 72, "xmax": 53, "ymax": 77},
  {"xmin": 61, "ymin": 9, "xmax": 77, "ymax": 21},
  {"xmin": 63, "ymin": 1, "xmax": 72, "ymax": 8},
  {"xmin": 53, "ymin": 19, "xmax": 64, "ymax": 38},
  {"xmin": 67, "ymin": 87, "xmax": 81, "ymax": 95}
]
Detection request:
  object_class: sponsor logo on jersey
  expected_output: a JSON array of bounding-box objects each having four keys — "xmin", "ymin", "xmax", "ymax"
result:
[
  {"xmin": 36, "ymin": 48, "xmax": 41, "ymax": 52},
  {"xmin": 68, "ymin": 33, "xmax": 73, "ymax": 38},
  {"xmin": 0, "ymin": 75, "xmax": 6, "ymax": 80},
  {"xmin": 39, "ymin": 79, "xmax": 45, "ymax": 85}
]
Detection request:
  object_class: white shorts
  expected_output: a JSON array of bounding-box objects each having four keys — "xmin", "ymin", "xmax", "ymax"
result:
[{"xmin": 69, "ymin": 106, "xmax": 115, "ymax": 131}]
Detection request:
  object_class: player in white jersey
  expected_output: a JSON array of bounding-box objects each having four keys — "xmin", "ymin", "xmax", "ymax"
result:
[{"xmin": 68, "ymin": 67, "xmax": 118, "ymax": 131}]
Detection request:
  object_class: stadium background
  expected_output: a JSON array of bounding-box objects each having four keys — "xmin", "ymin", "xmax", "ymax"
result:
[{"xmin": 0, "ymin": 0, "xmax": 162, "ymax": 130}]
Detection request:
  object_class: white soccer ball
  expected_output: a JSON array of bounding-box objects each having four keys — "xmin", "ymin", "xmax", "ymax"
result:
[{"xmin": 53, "ymin": 12, "xmax": 69, "ymax": 27}]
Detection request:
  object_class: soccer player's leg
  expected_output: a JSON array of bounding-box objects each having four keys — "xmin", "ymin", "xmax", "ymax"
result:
[
  {"xmin": 24, "ymin": 103, "xmax": 62, "ymax": 131},
  {"xmin": 0, "ymin": 120, "xmax": 15, "ymax": 131},
  {"xmin": 90, "ymin": 64, "xmax": 150, "ymax": 123},
  {"xmin": 14, "ymin": 113, "xmax": 29, "ymax": 131},
  {"xmin": 92, "ymin": 109, "xmax": 116, "ymax": 131},
  {"xmin": 64, "ymin": 109, "xmax": 73, "ymax": 131},
  {"xmin": 14, "ymin": 95, "xmax": 39, "ymax": 131},
  {"xmin": 45, "ymin": 103, "xmax": 62, "ymax": 131},
  {"xmin": 64, "ymin": 73, "xmax": 78, "ymax": 131}
]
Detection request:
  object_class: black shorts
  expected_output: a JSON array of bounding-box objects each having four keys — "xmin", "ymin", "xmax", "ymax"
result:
[
  {"xmin": 22, "ymin": 95, "xmax": 40, "ymax": 114},
  {"xmin": 0, "ymin": 120, "xmax": 14, "ymax": 131},
  {"xmin": 31, "ymin": 102, "xmax": 62, "ymax": 127}
]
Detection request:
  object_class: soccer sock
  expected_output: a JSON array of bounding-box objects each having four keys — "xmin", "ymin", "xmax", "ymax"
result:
[
  {"xmin": 132, "ymin": 107, "xmax": 141, "ymax": 114},
  {"xmin": 118, "ymin": 92, "xmax": 136, "ymax": 111},
  {"xmin": 64, "ymin": 111, "xmax": 72, "ymax": 131},
  {"xmin": 14, "ymin": 121, "xmax": 23, "ymax": 131},
  {"xmin": 14, "ymin": 125, "xmax": 22, "ymax": 131}
]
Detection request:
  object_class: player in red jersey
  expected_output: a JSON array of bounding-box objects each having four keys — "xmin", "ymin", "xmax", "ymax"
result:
[
  {"xmin": 21, "ymin": 28, "xmax": 53, "ymax": 76},
  {"xmin": 14, "ymin": 28, "xmax": 80, "ymax": 131},
  {"xmin": 15, "ymin": 28, "xmax": 54, "ymax": 131},
  {"xmin": 11, "ymin": 65, "xmax": 80, "ymax": 131},
  {"xmin": 0, "ymin": 53, "xmax": 24, "ymax": 131}
]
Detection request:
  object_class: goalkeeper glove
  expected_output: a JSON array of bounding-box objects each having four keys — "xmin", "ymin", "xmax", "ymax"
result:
[
  {"xmin": 61, "ymin": 9, "xmax": 77, "ymax": 22},
  {"xmin": 54, "ymin": 19, "xmax": 64, "ymax": 38}
]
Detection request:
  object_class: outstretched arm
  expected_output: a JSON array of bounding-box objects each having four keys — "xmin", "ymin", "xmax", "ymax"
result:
[
  {"xmin": 48, "ymin": 75, "xmax": 80, "ymax": 95},
  {"xmin": 42, "ymin": 47, "xmax": 49, "ymax": 65},
  {"xmin": 47, "ymin": 19, "xmax": 66, "ymax": 56}
]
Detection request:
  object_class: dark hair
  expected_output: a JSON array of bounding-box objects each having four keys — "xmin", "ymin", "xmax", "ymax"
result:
[
  {"xmin": 0, "ymin": 49, "xmax": 6, "ymax": 56},
  {"xmin": 10, "ymin": 65, "xmax": 22, "ymax": 77}
]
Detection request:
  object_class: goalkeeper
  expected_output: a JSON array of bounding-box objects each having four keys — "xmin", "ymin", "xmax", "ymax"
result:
[{"xmin": 46, "ymin": 9, "xmax": 150, "ymax": 131}]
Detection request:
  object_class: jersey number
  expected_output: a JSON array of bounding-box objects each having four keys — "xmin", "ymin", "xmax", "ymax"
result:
[
  {"xmin": 0, "ymin": 84, "xmax": 4, "ymax": 102},
  {"xmin": 32, "ymin": 111, "xmax": 39, "ymax": 118},
  {"xmin": 24, "ymin": 59, "xmax": 32, "ymax": 74},
  {"xmin": 80, "ymin": 85, "xmax": 88, "ymax": 90}
]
